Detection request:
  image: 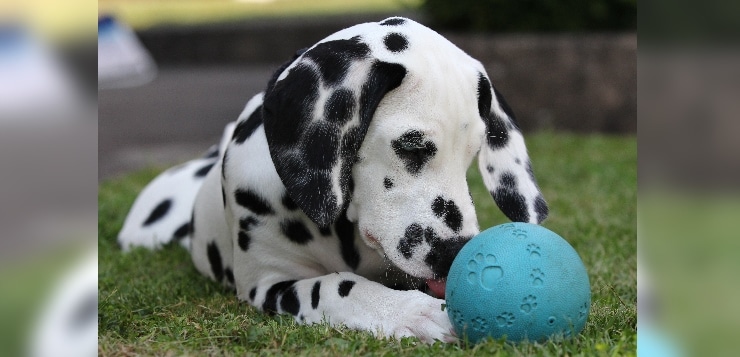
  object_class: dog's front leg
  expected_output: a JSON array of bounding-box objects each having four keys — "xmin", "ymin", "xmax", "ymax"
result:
[{"xmin": 248, "ymin": 272, "xmax": 456, "ymax": 344}]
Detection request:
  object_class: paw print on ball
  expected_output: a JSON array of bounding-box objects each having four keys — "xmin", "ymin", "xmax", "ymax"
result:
[
  {"xmin": 450, "ymin": 309, "xmax": 465, "ymax": 327},
  {"xmin": 471, "ymin": 317, "xmax": 489, "ymax": 332},
  {"xmin": 467, "ymin": 253, "xmax": 503, "ymax": 290},
  {"xmin": 496, "ymin": 312, "xmax": 515, "ymax": 327},
  {"xmin": 500, "ymin": 223, "xmax": 516, "ymax": 231},
  {"xmin": 526, "ymin": 243, "xmax": 541, "ymax": 258},
  {"xmin": 511, "ymin": 228, "xmax": 527, "ymax": 239},
  {"xmin": 530, "ymin": 268, "xmax": 545, "ymax": 286},
  {"xmin": 520, "ymin": 295, "xmax": 538, "ymax": 314}
]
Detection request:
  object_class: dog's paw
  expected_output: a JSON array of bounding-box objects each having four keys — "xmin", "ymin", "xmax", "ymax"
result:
[{"xmin": 387, "ymin": 291, "xmax": 456, "ymax": 344}]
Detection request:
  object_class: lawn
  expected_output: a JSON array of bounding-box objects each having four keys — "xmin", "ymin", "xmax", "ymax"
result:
[{"xmin": 98, "ymin": 132, "xmax": 637, "ymax": 356}]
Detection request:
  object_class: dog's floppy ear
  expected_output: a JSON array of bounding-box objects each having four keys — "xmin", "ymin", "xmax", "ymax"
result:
[
  {"xmin": 476, "ymin": 73, "xmax": 549, "ymax": 224},
  {"xmin": 263, "ymin": 37, "xmax": 406, "ymax": 228}
]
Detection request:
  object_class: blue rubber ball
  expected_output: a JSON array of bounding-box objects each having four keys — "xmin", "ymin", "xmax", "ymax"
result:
[{"xmin": 445, "ymin": 222, "xmax": 590, "ymax": 343}]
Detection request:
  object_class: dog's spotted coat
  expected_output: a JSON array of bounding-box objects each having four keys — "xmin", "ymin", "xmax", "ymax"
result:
[{"xmin": 118, "ymin": 17, "xmax": 548, "ymax": 343}]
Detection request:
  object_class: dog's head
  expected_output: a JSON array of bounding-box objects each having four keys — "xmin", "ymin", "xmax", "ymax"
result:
[{"xmin": 263, "ymin": 17, "xmax": 548, "ymax": 286}]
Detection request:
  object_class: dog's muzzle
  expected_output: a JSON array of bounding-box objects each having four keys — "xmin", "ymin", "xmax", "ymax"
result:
[{"xmin": 423, "ymin": 235, "xmax": 470, "ymax": 297}]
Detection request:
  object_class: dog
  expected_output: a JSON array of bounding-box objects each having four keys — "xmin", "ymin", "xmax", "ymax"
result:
[{"xmin": 118, "ymin": 17, "xmax": 548, "ymax": 344}]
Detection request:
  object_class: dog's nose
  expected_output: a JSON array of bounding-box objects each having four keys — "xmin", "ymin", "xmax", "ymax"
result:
[{"xmin": 424, "ymin": 230, "xmax": 472, "ymax": 278}]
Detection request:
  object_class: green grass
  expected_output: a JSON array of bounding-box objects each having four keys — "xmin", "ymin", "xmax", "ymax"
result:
[
  {"xmin": 99, "ymin": 132, "xmax": 636, "ymax": 356},
  {"xmin": 640, "ymin": 193, "xmax": 740, "ymax": 356}
]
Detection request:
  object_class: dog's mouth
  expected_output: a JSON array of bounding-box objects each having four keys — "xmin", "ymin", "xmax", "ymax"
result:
[
  {"xmin": 426, "ymin": 278, "xmax": 446, "ymax": 298},
  {"xmin": 363, "ymin": 229, "xmax": 449, "ymax": 298}
]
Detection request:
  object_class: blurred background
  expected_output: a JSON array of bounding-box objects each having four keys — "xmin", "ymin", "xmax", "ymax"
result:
[
  {"xmin": 98, "ymin": 0, "xmax": 636, "ymax": 179},
  {"xmin": 639, "ymin": 0, "xmax": 740, "ymax": 356},
  {"xmin": 10, "ymin": 0, "xmax": 637, "ymax": 356},
  {"xmin": 10, "ymin": 0, "xmax": 740, "ymax": 356}
]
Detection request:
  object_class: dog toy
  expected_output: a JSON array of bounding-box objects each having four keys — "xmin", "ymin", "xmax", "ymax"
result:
[{"xmin": 445, "ymin": 223, "xmax": 590, "ymax": 343}]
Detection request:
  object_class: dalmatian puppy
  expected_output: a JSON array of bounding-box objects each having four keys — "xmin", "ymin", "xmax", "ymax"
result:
[{"xmin": 118, "ymin": 17, "xmax": 548, "ymax": 344}]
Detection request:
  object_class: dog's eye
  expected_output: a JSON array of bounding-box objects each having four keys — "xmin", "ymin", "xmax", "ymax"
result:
[
  {"xmin": 395, "ymin": 130, "xmax": 426, "ymax": 152},
  {"xmin": 399, "ymin": 140, "xmax": 425, "ymax": 152},
  {"xmin": 391, "ymin": 130, "xmax": 438, "ymax": 174}
]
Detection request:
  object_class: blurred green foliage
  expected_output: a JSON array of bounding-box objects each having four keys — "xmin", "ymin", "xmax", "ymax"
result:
[
  {"xmin": 640, "ymin": 0, "xmax": 740, "ymax": 45},
  {"xmin": 420, "ymin": 0, "xmax": 636, "ymax": 32}
]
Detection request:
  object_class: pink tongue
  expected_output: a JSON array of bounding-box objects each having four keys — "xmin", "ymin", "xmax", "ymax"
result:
[{"xmin": 426, "ymin": 278, "xmax": 447, "ymax": 298}]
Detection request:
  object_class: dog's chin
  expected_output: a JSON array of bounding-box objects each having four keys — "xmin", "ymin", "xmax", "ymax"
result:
[
  {"xmin": 362, "ymin": 229, "xmax": 447, "ymax": 298},
  {"xmin": 362, "ymin": 229, "xmax": 447, "ymax": 299}
]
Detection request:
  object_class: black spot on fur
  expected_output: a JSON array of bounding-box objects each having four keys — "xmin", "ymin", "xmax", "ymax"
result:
[
  {"xmin": 492, "ymin": 188, "xmax": 528, "ymax": 222},
  {"xmin": 487, "ymin": 114, "xmax": 510, "ymax": 150},
  {"xmin": 280, "ymin": 286, "xmax": 301, "ymax": 316},
  {"xmin": 383, "ymin": 177, "xmax": 394, "ymax": 190},
  {"xmin": 319, "ymin": 225, "xmax": 332, "ymax": 236},
  {"xmin": 249, "ymin": 287, "xmax": 257, "ymax": 301},
  {"xmin": 221, "ymin": 147, "xmax": 229, "ymax": 179},
  {"xmin": 207, "ymin": 242, "xmax": 224, "ymax": 282},
  {"xmin": 282, "ymin": 193, "xmax": 299, "ymax": 211},
  {"xmin": 338, "ymin": 280, "xmax": 356, "ymax": 297},
  {"xmin": 238, "ymin": 232, "xmax": 251, "ymax": 251},
  {"xmin": 240, "ymin": 216, "xmax": 259, "ymax": 230},
  {"xmin": 281, "ymin": 219, "xmax": 313, "ymax": 244},
  {"xmin": 392, "ymin": 130, "xmax": 437, "ymax": 175},
  {"xmin": 194, "ymin": 162, "xmax": 215, "ymax": 178},
  {"xmin": 384, "ymin": 32, "xmax": 409, "ymax": 52},
  {"xmin": 172, "ymin": 222, "xmax": 190, "ymax": 241},
  {"xmin": 266, "ymin": 48, "xmax": 307, "ymax": 94},
  {"xmin": 263, "ymin": 280, "xmax": 297, "ymax": 315},
  {"xmin": 535, "ymin": 195, "xmax": 549, "ymax": 223},
  {"xmin": 304, "ymin": 36, "xmax": 371, "ymax": 86},
  {"xmin": 424, "ymin": 231, "xmax": 470, "ymax": 278},
  {"xmin": 264, "ymin": 64, "xmax": 320, "ymax": 151},
  {"xmin": 380, "ymin": 18, "xmax": 406, "ymax": 26},
  {"xmin": 477, "ymin": 73, "xmax": 492, "ymax": 118},
  {"xmin": 143, "ymin": 199, "xmax": 172, "ymax": 226},
  {"xmin": 493, "ymin": 85, "xmax": 519, "ymax": 128},
  {"xmin": 478, "ymin": 73, "xmax": 511, "ymax": 150},
  {"xmin": 335, "ymin": 212, "xmax": 360, "ymax": 270},
  {"xmin": 526, "ymin": 161, "xmax": 536, "ymax": 182},
  {"xmin": 487, "ymin": 165, "xmax": 495, "ymax": 174},
  {"xmin": 311, "ymin": 281, "xmax": 321, "ymax": 309},
  {"xmin": 491, "ymin": 173, "xmax": 529, "ymax": 222},
  {"xmin": 500, "ymin": 172, "xmax": 517, "ymax": 188},
  {"xmin": 338, "ymin": 126, "xmax": 362, "ymax": 204},
  {"xmin": 224, "ymin": 267, "xmax": 235, "ymax": 285},
  {"xmin": 360, "ymin": 62, "xmax": 406, "ymax": 126},
  {"xmin": 398, "ymin": 223, "xmax": 424, "ymax": 259},
  {"xmin": 325, "ymin": 88, "xmax": 355, "ymax": 126},
  {"xmin": 303, "ymin": 122, "xmax": 341, "ymax": 170},
  {"xmin": 235, "ymin": 188, "xmax": 275, "ymax": 215},
  {"xmin": 233, "ymin": 106, "xmax": 264, "ymax": 144},
  {"xmin": 432, "ymin": 196, "xmax": 463, "ymax": 233}
]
